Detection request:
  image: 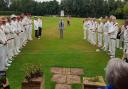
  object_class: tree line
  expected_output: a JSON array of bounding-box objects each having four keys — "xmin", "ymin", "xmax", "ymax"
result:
[{"xmin": 0, "ymin": 0, "xmax": 128, "ymax": 19}]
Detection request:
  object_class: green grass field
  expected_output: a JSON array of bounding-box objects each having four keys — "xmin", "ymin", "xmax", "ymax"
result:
[{"xmin": 7, "ymin": 17, "xmax": 124, "ymax": 89}]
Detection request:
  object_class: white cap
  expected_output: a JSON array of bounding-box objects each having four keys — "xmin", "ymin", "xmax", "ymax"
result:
[{"xmin": 11, "ymin": 14, "xmax": 17, "ymax": 19}]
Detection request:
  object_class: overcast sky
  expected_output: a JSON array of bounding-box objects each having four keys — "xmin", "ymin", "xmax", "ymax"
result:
[{"xmin": 35, "ymin": 0, "xmax": 61, "ymax": 3}]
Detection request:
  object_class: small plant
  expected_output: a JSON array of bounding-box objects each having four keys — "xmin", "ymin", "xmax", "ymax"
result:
[{"xmin": 23, "ymin": 64, "xmax": 43, "ymax": 82}]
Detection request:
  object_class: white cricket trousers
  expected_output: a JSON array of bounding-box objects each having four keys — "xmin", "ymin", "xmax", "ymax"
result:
[
  {"xmin": 0, "ymin": 45, "xmax": 6, "ymax": 70},
  {"xmin": 98, "ymin": 33, "xmax": 102, "ymax": 47},
  {"xmin": 110, "ymin": 38, "xmax": 116, "ymax": 57},
  {"xmin": 103, "ymin": 34, "xmax": 109, "ymax": 51}
]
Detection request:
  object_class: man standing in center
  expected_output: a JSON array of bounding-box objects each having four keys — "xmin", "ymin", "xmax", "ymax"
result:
[{"xmin": 59, "ymin": 18, "xmax": 64, "ymax": 39}]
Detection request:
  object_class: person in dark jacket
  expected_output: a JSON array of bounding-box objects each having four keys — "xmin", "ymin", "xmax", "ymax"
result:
[
  {"xmin": 59, "ymin": 18, "xmax": 64, "ymax": 39},
  {"xmin": 116, "ymin": 28, "xmax": 121, "ymax": 48}
]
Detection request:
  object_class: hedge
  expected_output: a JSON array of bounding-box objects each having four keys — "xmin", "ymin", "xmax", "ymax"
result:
[{"xmin": 0, "ymin": 11, "xmax": 21, "ymax": 15}]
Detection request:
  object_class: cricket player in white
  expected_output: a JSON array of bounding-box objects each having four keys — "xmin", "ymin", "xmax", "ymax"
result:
[
  {"xmin": 1, "ymin": 19, "xmax": 12, "ymax": 67},
  {"xmin": 103, "ymin": 19, "xmax": 110, "ymax": 51},
  {"xmin": 28, "ymin": 15, "xmax": 32, "ymax": 40},
  {"xmin": 97, "ymin": 19, "xmax": 103, "ymax": 48},
  {"xmin": 11, "ymin": 15, "xmax": 20, "ymax": 55},
  {"xmin": 0, "ymin": 20, "xmax": 9, "ymax": 70},
  {"xmin": 83, "ymin": 18, "xmax": 87, "ymax": 40},
  {"xmin": 34, "ymin": 16, "xmax": 39, "ymax": 39},
  {"xmin": 92, "ymin": 19, "xmax": 97, "ymax": 45},
  {"xmin": 16, "ymin": 17, "xmax": 22, "ymax": 52},
  {"xmin": 90, "ymin": 20, "xmax": 94, "ymax": 44},
  {"xmin": 108, "ymin": 16, "xmax": 118, "ymax": 58},
  {"xmin": 38, "ymin": 17, "xmax": 43, "ymax": 38},
  {"xmin": 123, "ymin": 19, "xmax": 128, "ymax": 59},
  {"xmin": 22, "ymin": 15, "xmax": 28, "ymax": 46},
  {"xmin": 87, "ymin": 19, "xmax": 92, "ymax": 43}
]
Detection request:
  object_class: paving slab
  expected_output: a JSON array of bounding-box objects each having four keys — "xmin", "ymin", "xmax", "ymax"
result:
[
  {"xmin": 67, "ymin": 75, "xmax": 81, "ymax": 84},
  {"xmin": 70, "ymin": 68, "xmax": 84, "ymax": 75},
  {"xmin": 52, "ymin": 74, "xmax": 67, "ymax": 84},
  {"xmin": 51, "ymin": 67, "xmax": 63, "ymax": 74},
  {"xmin": 62, "ymin": 68, "xmax": 71, "ymax": 75},
  {"xmin": 55, "ymin": 84, "xmax": 71, "ymax": 89}
]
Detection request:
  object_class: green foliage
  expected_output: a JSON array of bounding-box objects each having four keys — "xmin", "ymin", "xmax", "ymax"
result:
[
  {"xmin": 0, "ymin": 0, "xmax": 8, "ymax": 10},
  {"xmin": 61, "ymin": 0, "xmax": 127, "ymax": 18},
  {"xmin": 0, "ymin": 11, "xmax": 21, "ymax": 15},
  {"xmin": 0, "ymin": 0, "xmax": 128, "ymax": 18},
  {"xmin": 10, "ymin": 0, "xmax": 60, "ymax": 15},
  {"xmin": 123, "ymin": 2, "xmax": 128, "ymax": 15},
  {"xmin": 23, "ymin": 64, "xmax": 43, "ymax": 82}
]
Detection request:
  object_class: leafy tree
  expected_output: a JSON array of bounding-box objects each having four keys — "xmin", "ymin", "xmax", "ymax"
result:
[
  {"xmin": 0, "ymin": 0, "xmax": 127, "ymax": 19},
  {"xmin": 123, "ymin": 2, "xmax": 128, "ymax": 16},
  {"xmin": 0, "ymin": 0, "xmax": 7, "ymax": 10}
]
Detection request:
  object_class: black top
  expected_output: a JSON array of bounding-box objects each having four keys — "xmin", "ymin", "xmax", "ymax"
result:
[{"xmin": 117, "ymin": 31, "xmax": 121, "ymax": 39}]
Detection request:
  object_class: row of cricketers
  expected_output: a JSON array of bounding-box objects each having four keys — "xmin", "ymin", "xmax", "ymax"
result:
[
  {"xmin": 0, "ymin": 13, "xmax": 32, "ymax": 71},
  {"xmin": 83, "ymin": 15, "xmax": 128, "ymax": 59}
]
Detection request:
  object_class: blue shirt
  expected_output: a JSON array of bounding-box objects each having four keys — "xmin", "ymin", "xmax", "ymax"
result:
[
  {"xmin": 97, "ymin": 85, "xmax": 115, "ymax": 89},
  {"xmin": 59, "ymin": 21, "xmax": 64, "ymax": 30}
]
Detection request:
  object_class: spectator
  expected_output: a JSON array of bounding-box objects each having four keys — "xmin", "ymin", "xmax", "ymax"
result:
[
  {"xmin": 34, "ymin": 16, "xmax": 39, "ymax": 39},
  {"xmin": 59, "ymin": 18, "xmax": 64, "ymax": 39},
  {"xmin": 105, "ymin": 58, "xmax": 128, "ymax": 89},
  {"xmin": 38, "ymin": 17, "xmax": 43, "ymax": 38}
]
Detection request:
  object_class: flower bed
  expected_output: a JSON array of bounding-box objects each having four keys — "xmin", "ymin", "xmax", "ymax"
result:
[
  {"xmin": 21, "ymin": 64, "xmax": 44, "ymax": 89},
  {"xmin": 22, "ymin": 77, "xmax": 44, "ymax": 89}
]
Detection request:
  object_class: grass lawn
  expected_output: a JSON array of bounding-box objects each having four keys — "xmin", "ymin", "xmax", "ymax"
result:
[{"xmin": 7, "ymin": 17, "xmax": 123, "ymax": 89}]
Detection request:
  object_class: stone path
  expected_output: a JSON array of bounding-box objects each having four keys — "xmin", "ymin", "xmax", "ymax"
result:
[
  {"xmin": 51, "ymin": 67, "xmax": 84, "ymax": 75},
  {"xmin": 55, "ymin": 84, "xmax": 71, "ymax": 89},
  {"xmin": 51, "ymin": 67, "xmax": 84, "ymax": 89}
]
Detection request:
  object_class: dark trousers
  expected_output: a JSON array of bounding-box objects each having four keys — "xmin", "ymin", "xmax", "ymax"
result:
[
  {"xmin": 35, "ymin": 30, "xmax": 39, "ymax": 38},
  {"xmin": 67, "ymin": 20, "xmax": 70, "ymax": 26},
  {"xmin": 60, "ymin": 30, "xmax": 64, "ymax": 39},
  {"xmin": 38, "ymin": 27, "xmax": 42, "ymax": 37}
]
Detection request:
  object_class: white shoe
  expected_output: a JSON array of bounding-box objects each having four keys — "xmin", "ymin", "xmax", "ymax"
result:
[
  {"xmin": 15, "ymin": 52, "xmax": 18, "ymax": 55},
  {"xmin": 110, "ymin": 56, "xmax": 115, "ymax": 59},
  {"xmin": 4, "ymin": 67, "xmax": 8, "ymax": 70},
  {"xmin": 8, "ymin": 60, "xmax": 12, "ymax": 64},
  {"xmin": 120, "ymin": 47, "xmax": 123, "ymax": 49},
  {"xmin": 9, "ymin": 58, "xmax": 13, "ymax": 61},
  {"xmin": 6, "ymin": 63, "xmax": 11, "ymax": 67},
  {"xmin": 17, "ymin": 50, "xmax": 21, "ymax": 53}
]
